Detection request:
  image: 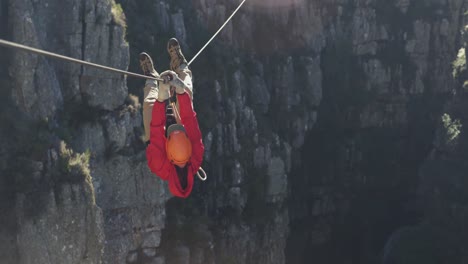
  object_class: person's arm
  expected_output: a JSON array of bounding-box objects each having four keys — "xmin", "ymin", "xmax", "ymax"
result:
[
  {"xmin": 177, "ymin": 93, "xmax": 204, "ymax": 170},
  {"xmin": 146, "ymin": 101, "xmax": 172, "ymax": 180}
]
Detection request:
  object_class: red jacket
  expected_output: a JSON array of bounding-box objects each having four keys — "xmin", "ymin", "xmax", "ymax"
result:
[{"xmin": 146, "ymin": 93, "xmax": 204, "ymax": 198}]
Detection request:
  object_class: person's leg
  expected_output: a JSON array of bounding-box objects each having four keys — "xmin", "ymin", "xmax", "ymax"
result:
[
  {"xmin": 176, "ymin": 64, "xmax": 193, "ymax": 98},
  {"xmin": 166, "ymin": 38, "xmax": 195, "ymax": 187},
  {"xmin": 143, "ymin": 82, "xmax": 158, "ymax": 142},
  {"xmin": 167, "ymin": 38, "xmax": 193, "ymax": 97},
  {"xmin": 139, "ymin": 52, "xmax": 160, "ymax": 143}
]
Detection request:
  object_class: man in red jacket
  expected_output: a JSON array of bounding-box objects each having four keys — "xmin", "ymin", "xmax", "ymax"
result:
[{"xmin": 140, "ymin": 38, "xmax": 204, "ymax": 198}]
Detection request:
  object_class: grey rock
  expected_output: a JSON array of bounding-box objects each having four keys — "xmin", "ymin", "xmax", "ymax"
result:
[
  {"xmin": 309, "ymin": 220, "xmax": 331, "ymax": 245},
  {"xmin": 440, "ymin": 18, "xmax": 450, "ymax": 37},
  {"xmin": 301, "ymin": 56, "xmax": 323, "ymax": 107},
  {"xmin": 203, "ymin": 131, "xmax": 213, "ymax": 162},
  {"xmin": 93, "ymin": 156, "xmax": 169, "ymax": 209},
  {"xmin": 239, "ymin": 106, "xmax": 257, "ymax": 137},
  {"xmin": 214, "ymin": 80, "xmax": 223, "ymax": 104},
  {"xmin": 105, "ymin": 235, "xmax": 135, "ymax": 264},
  {"xmin": 102, "ymin": 205, "xmax": 166, "ymax": 262},
  {"xmin": 142, "ymin": 231, "xmax": 162, "ymax": 248},
  {"xmin": 81, "ymin": 0, "xmax": 129, "ymax": 110},
  {"xmin": 360, "ymin": 101, "xmax": 408, "ymax": 128},
  {"xmin": 9, "ymin": 3, "xmax": 64, "ymax": 120},
  {"xmin": 73, "ymin": 122, "xmax": 106, "ymax": 157},
  {"xmin": 273, "ymin": 133, "xmax": 281, "ymax": 147},
  {"xmin": 231, "ymin": 70, "xmax": 245, "ymax": 104},
  {"xmin": 29, "ymin": 160, "xmax": 44, "ymax": 181},
  {"xmin": 218, "ymin": 210, "xmax": 289, "ymax": 264},
  {"xmin": 103, "ymin": 110, "xmax": 139, "ymax": 151},
  {"xmin": 173, "ymin": 244, "xmax": 190, "ymax": 264},
  {"xmin": 312, "ymin": 199, "xmax": 322, "ymax": 216},
  {"xmin": 249, "ymin": 75, "xmax": 270, "ymax": 113},
  {"xmin": 216, "ymin": 123, "xmax": 223, "ymax": 156},
  {"xmin": 155, "ymin": 2, "xmax": 170, "ymax": 31},
  {"xmin": 382, "ymin": 225, "xmax": 456, "ymax": 264},
  {"xmin": 190, "ymin": 247, "xmax": 205, "ymax": 264},
  {"xmin": 171, "ymin": 11, "xmax": 187, "ymax": 47},
  {"xmin": 277, "ymin": 57, "xmax": 298, "ymax": 109},
  {"xmin": 355, "ymin": 41, "xmax": 378, "ymax": 56},
  {"xmin": 292, "ymin": 117, "xmax": 306, "ymax": 149},
  {"xmin": 231, "ymin": 160, "xmax": 244, "ymax": 186},
  {"xmin": 253, "ymin": 144, "xmax": 272, "ymax": 169},
  {"xmin": 352, "ymin": 7, "xmax": 382, "ymax": 55},
  {"xmin": 215, "ymin": 5, "xmax": 232, "ymax": 43},
  {"xmin": 149, "ymin": 256, "xmax": 165, "ymax": 264},
  {"xmin": 126, "ymin": 251, "xmax": 138, "ymax": 263},
  {"xmin": 253, "ymin": 146, "xmax": 265, "ymax": 169},
  {"xmin": 9, "ymin": 0, "xmax": 130, "ymax": 114},
  {"xmin": 282, "ymin": 142, "xmax": 292, "ymax": 173},
  {"xmin": 234, "ymin": 13, "xmax": 253, "ymax": 50},
  {"xmin": 83, "ymin": 0, "xmax": 111, "ymax": 24},
  {"xmin": 411, "ymin": 68, "xmax": 426, "ymax": 94},
  {"xmin": 395, "ymin": 0, "xmax": 410, "ymax": 13},
  {"xmin": 405, "ymin": 20, "xmax": 431, "ymax": 55},
  {"xmin": 80, "ymin": 77, "xmax": 128, "ymax": 111},
  {"xmin": 251, "ymin": 59, "xmax": 265, "ymax": 77},
  {"xmin": 217, "ymin": 224, "xmax": 250, "ymax": 263},
  {"xmin": 363, "ymin": 59, "xmax": 391, "ymax": 94},
  {"xmin": 143, "ymin": 247, "xmax": 157, "ymax": 257},
  {"xmin": 226, "ymin": 99, "xmax": 237, "ymax": 123},
  {"xmin": 92, "ymin": 155, "xmax": 168, "ymax": 262},
  {"xmin": 228, "ymin": 187, "xmax": 246, "ymax": 211},
  {"xmin": 289, "ymin": 2, "xmax": 325, "ymax": 52},
  {"xmin": 291, "ymin": 111, "xmax": 318, "ymax": 149},
  {"xmin": 266, "ymin": 157, "xmax": 287, "ymax": 201},
  {"xmin": 230, "ymin": 121, "xmax": 241, "ymax": 153},
  {"xmin": 16, "ymin": 183, "xmax": 104, "ymax": 264}
]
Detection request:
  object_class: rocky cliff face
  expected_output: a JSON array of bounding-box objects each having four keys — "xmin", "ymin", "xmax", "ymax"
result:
[
  {"xmin": 382, "ymin": 14, "xmax": 468, "ymax": 264},
  {"xmin": 1, "ymin": 0, "xmax": 168, "ymax": 263},
  {"xmin": 0, "ymin": 0, "xmax": 467, "ymax": 263}
]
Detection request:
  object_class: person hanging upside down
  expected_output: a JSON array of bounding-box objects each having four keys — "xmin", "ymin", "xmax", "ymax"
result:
[{"xmin": 140, "ymin": 38, "xmax": 204, "ymax": 198}]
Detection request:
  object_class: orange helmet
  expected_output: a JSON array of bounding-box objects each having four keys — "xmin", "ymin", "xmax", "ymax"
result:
[{"xmin": 166, "ymin": 124, "xmax": 192, "ymax": 167}]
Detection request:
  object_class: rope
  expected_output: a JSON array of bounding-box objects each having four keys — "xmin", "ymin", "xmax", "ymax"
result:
[
  {"xmin": 187, "ymin": 0, "xmax": 247, "ymax": 66},
  {"xmin": 171, "ymin": 100, "xmax": 182, "ymax": 124},
  {"xmin": 0, "ymin": 0, "xmax": 247, "ymax": 77},
  {"xmin": 0, "ymin": 39, "xmax": 163, "ymax": 82}
]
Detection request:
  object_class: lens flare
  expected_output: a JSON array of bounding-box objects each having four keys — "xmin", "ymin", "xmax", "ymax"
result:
[{"xmin": 192, "ymin": 0, "xmax": 312, "ymax": 55}]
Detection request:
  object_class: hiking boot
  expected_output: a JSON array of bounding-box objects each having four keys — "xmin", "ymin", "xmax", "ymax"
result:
[
  {"xmin": 167, "ymin": 38, "xmax": 188, "ymax": 72},
  {"xmin": 139, "ymin": 52, "xmax": 159, "ymax": 77}
]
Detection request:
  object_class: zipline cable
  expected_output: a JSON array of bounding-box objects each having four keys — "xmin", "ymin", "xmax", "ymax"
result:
[
  {"xmin": 0, "ymin": 39, "xmax": 163, "ymax": 82},
  {"xmin": 0, "ymin": 0, "xmax": 247, "ymax": 80},
  {"xmin": 187, "ymin": 0, "xmax": 247, "ymax": 66}
]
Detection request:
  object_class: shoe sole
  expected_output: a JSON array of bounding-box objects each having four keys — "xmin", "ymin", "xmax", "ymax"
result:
[
  {"xmin": 167, "ymin": 38, "xmax": 187, "ymax": 71},
  {"xmin": 167, "ymin": 38, "xmax": 179, "ymax": 53},
  {"xmin": 139, "ymin": 52, "xmax": 157, "ymax": 77}
]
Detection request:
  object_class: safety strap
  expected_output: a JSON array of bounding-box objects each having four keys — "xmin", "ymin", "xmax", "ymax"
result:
[{"xmin": 171, "ymin": 101, "xmax": 182, "ymax": 124}]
